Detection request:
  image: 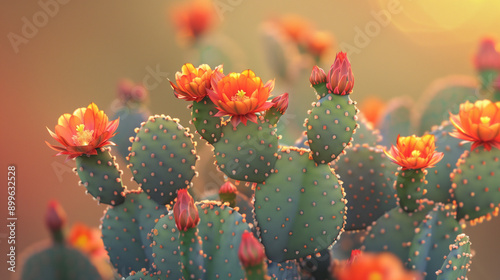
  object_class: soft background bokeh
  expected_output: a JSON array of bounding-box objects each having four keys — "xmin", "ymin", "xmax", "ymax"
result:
[{"xmin": 1, "ymin": 0, "xmax": 500, "ymax": 279}]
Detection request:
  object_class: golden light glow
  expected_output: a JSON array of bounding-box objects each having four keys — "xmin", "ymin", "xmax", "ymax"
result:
[{"xmin": 369, "ymin": 0, "xmax": 500, "ymax": 45}]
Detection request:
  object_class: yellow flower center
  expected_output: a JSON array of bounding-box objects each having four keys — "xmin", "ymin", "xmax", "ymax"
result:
[
  {"xmin": 73, "ymin": 234, "xmax": 89, "ymax": 249},
  {"xmin": 480, "ymin": 116, "xmax": 491, "ymax": 125},
  {"xmin": 72, "ymin": 124, "xmax": 94, "ymax": 146},
  {"xmin": 368, "ymin": 272, "xmax": 383, "ymax": 280},
  {"xmin": 411, "ymin": 150, "xmax": 421, "ymax": 158},
  {"xmin": 233, "ymin": 89, "xmax": 249, "ymax": 101}
]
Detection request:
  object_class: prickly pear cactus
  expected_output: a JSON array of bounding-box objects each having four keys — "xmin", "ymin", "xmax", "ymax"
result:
[
  {"xmin": 407, "ymin": 203, "xmax": 462, "ymax": 280},
  {"xmin": 435, "ymin": 233, "xmax": 472, "ymax": 280},
  {"xmin": 127, "ymin": 115, "xmax": 198, "ymax": 205},
  {"xmin": 150, "ymin": 201, "xmax": 250, "ymax": 279},
  {"xmin": 333, "ymin": 144, "xmax": 397, "ymax": 231},
  {"xmin": 254, "ymin": 146, "xmax": 347, "ymax": 262},
  {"xmin": 305, "ymin": 94, "xmax": 358, "ymax": 164},
  {"xmin": 451, "ymin": 147, "xmax": 500, "ymax": 222},
  {"xmin": 101, "ymin": 190, "xmax": 169, "ymax": 276},
  {"xmin": 361, "ymin": 203, "xmax": 433, "ymax": 262},
  {"xmin": 75, "ymin": 147, "xmax": 125, "ymax": 205},
  {"xmin": 424, "ymin": 121, "xmax": 468, "ymax": 204},
  {"xmin": 213, "ymin": 118, "xmax": 278, "ymax": 183}
]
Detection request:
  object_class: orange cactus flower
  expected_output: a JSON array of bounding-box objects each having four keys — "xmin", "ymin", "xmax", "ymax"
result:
[
  {"xmin": 305, "ymin": 30, "xmax": 333, "ymax": 59},
  {"xmin": 69, "ymin": 223, "xmax": 107, "ymax": 257},
  {"xmin": 208, "ymin": 69, "xmax": 275, "ymax": 127},
  {"xmin": 170, "ymin": 63, "xmax": 223, "ymax": 102},
  {"xmin": 46, "ymin": 103, "xmax": 119, "ymax": 160},
  {"xmin": 335, "ymin": 251, "xmax": 421, "ymax": 280},
  {"xmin": 384, "ymin": 134, "xmax": 444, "ymax": 170},
  {"xmin": 170, "ymin": 0, "xmax": 214, "ymax": 41},
  {"xmin": 280, "ymin": 15, "xmax": 313, "ymax": 44},
  {"xmin": 450, "ymin": 99, "xmax": 500, "ymax": 151}
]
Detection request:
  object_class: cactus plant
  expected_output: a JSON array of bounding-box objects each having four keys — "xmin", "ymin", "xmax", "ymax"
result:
[{"xmin": 43, "ymin": 42, "xmax": 500, "ymax": 279}]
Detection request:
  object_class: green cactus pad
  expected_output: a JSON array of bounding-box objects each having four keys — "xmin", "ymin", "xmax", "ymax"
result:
[
  {"xmin": 267, "ymin": 260, "xmax": 300, "ymax": 280},
  {"xmin": 179, "ymin": 228, "xmax": 204, "ymax": 279},
  {"xmin": 378, "ymin": 97, "xmax": 413, "ymax": 148},
  {"xmin": 394, "ymin": 169, "xmax": 427, "ymax": 212},
  {"xmin": 75, "ymin": 147, "xmax": 125, "ymax": 206},
  {"xmin": 196, "ymin": 201, "xmax": 250, "ymax": 279},
  {"xmin": 124, "ymin": 269, "xmax": 163, "ymax": 280},
  {"xmin": 111, "ymin": 106, "xmax": 150, "ymax": 159},
  {"xmin": 305, "ymin": 94, "xmax": 358, "ymax": 164},
  {"xmin": 203, "ymin": 191, "xmax": 255, "ymax": 225},
  {"xmin": 415, "ymin": 76, "xmax": 477, "ymax": 135},
  {"xmin": 254, "ymin": 147, "xmax": 347, "ymax": 262},
  {"xmin": 21, "ymin": 244, "xmax": 102, "ymax": 280},
  {"xmin": 150, "ymin": 213, "xmax": 183, "ymax": 279},
  {"xmin": 407, "ymin": 203, "xmax": 462, "ymax": 280},
  {"xmin": 435, "ymin": 233, "xmax": 472, "ymax": 280},
  {"xmin": 361, "ymin": 203, "xmax": 433, "ymax": 263},
  {"xmin": 213, "ymin": 119, "xmax": 278, "ymax": 183},
  {"xmin": 128, "ymin": 115, "xmax": 198, "ymax": 205},
  {"xmin": 151, "ymin": 201, "xmax": 250, "ymax": 279},
  {"xmin": 332, "ymin": 144, "xmax": 397, "ymax": 231},
  {"xmin": 191, "ymin": 96, "xmax": 223, "ymax": 144},
  {"xmin": 424, "ymin": 121, "xmax": 469, "ymax": 204},
  {"xmin": 451, "ymin": 147, "xmax": 500, "ymax": 222},
  {"xmin": 101, "ymin": 190, "xmax": 169, "ymax": 276}
]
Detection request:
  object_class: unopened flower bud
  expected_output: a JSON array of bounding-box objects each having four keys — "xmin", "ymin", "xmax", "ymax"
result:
[
  {"xmin": 327, "ymin": 52, "xmax": 354, "ymax": 95},
  {"xmin": 173, "ymin": 189, "xmax": 200, "ymax": 231},
  {"xmin": 238, "ymin": 232, "xmax": 266, "ymax": 267},
  {"xmin": 309, "ymin": 66, "xmax": 327, "ymax": 86}
]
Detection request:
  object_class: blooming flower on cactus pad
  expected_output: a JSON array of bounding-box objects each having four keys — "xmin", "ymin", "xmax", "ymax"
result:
[
  {"xmin": 450, "ymin": 99, "xmax": 500, "ymax": 151},
  {"xmin": 173, "ymin": 189, "xmax": 200, "ymax": 231},
  {"xmin": 46, "ymin": 103, "xmax": 119, "ymax": 160},
  {"xmin": 327, "ymin": 52, "xmax": 354, "ymax": 95},
  {"xmin": 384, "ymin": 134, "xmax": 444, "ymax": 170},
  {"xmin": 170, "ymin": 63, "xmax": 223, "ymax": 102},
  {"xmin": 69, "ymin": 223, "xmax": 107, "ymax": 257},
  {"xmin": 208, "ymin": 69, "xmax": 275, "ymax": 127},
  {"xmin": 335, "ymin": 251, "xmax": 421, "ymax": 280}
]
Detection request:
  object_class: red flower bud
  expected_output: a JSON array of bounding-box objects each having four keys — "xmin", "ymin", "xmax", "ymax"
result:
[
  {"xmin": 474, "ymin": 38, "xmax": 500, "ymax": 71},
  {"xmin": 327, "ymin": 52, "xmax": 354, "ymax": 95},
  {"xmin": 219, "ymin": 181, "xmax": 238, "ymax": 195},
  {"xmin": 238, "ymin": 231, "xmax": 266, "ymax": 267},
  {"xmin": 309, "ymin": 66, "xmax": 327, "ymax": 85},
  {"xmin": 173, "ymin": 189, "xmax": 200, "ymax": 231},
  {"xmin": 271, "ymin": 93, "xmax": 289, "ymax": 114},
  {"xmin": 45, "ymin": 200, "xmax": 67, "ymax": 231}
]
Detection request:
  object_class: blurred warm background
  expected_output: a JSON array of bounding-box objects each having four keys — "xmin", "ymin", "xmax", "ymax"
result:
[{"xmin": 2, "ymin": 0, "xmax": 500, "ymax": 279}]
